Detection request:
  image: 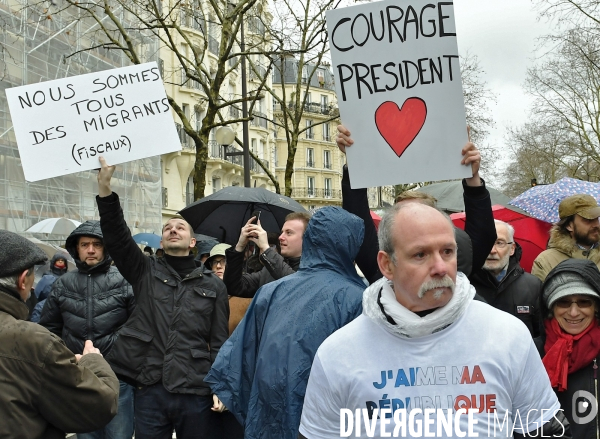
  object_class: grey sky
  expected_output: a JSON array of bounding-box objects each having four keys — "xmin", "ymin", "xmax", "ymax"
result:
[{"xmin": 454, "ymin": 0, "xmax": 555, "ymax": 181}]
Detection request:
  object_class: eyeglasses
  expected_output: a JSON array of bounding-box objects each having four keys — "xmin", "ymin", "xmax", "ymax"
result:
[
  {"xmin": 212, "ymin": 258, "xmax": 226, "ymax": 267},
  {"xmin": 493, "ymin": 240, "xmax": 514, "ymax": 249},
  {"xmin": 554, "ymin": 298, "xmax": 595, "ymax": 308}
]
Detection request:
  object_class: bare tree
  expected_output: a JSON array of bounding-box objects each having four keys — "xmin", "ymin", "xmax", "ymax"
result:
[
  {"xmin": 255, "ymin": 0, "xmax": 341, "ymax": 197},
  {"xmin": 32, "ymin": 0, "xmax": 276, "ymax": 199}
]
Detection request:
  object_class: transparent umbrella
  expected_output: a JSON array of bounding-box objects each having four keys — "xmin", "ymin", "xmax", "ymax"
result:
[{"xmin": 25, "ymin": 218, "xmax": 82, "ymax": 235}]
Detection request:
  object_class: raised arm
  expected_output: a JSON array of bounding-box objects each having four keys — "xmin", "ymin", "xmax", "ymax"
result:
[
  {"xmin": 95, "ymin": 156, "xmax": 150, "ymax": 288},
  {"xmin": 338, "ymin": 125, "xmax": 382, "ymax": 284},
  {"xmin": 461, "ymin": 140, "xmax": 496, "ymax": 272}
]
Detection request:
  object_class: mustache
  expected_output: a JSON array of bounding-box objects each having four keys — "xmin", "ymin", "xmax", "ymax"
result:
[{"xmin": 417, "ymin": 276, "xmax": 455, "ymax": 299}]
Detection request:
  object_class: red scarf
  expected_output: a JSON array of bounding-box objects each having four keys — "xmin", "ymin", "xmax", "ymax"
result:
[{"xmin": 543, "ymin": 318, "xmax": 600, "ymax": 391}]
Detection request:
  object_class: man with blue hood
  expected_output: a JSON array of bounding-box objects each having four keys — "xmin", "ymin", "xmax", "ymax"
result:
[
  {"xmin": 205, "ymin": 206, "xmax": 366, "ymax": 439},
  {"xmin": 31, "ymin": 252, "xmax": 69, "ymax": 323},
  {"xmin": 40, "ymin": 220, "xmax": 135, "ymax": 439}
]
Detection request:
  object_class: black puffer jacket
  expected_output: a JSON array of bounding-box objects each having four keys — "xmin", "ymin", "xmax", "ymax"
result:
[
  {"xmin": 39, "ymin": 221, "xmax": 135, "ymax": 357},
  {"xmin": 470, "ymin": 243, "xmax": 542, "ymax": 337}
]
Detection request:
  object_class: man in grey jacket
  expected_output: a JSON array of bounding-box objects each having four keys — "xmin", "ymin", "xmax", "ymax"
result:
[{"xmin": 224, "ymin": 212, "xmax": 311, "ymax": 297}]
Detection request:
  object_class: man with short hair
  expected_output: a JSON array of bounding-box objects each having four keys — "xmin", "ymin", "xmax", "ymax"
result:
[
  {"xmin": 299, "ymin": 203, "xmax": 570, "ymax": 439},
  {"xmin": 533, "ymin": 194, "xmax": 600, "ymax": 281},
  {"xmin": 96, "ymin": 157, "xmax": 229, "ymax": 439},
  {"xmin": 470, "ymin": 219, "xmax": 542, "ymax": 337},
  {"xmin": 0, "ymin": 229, "xmax": 118, "ymax": 439},
  {"xmin": 224, "ymin": 211, "xmax": 311, "ymax": 298},
  {"xmin": 40, "ymin": 220, "xmax": 136, "ymax": 439}
]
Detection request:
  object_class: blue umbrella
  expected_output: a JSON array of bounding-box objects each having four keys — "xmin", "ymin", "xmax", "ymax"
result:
[
  {"xmin": 132, "ymin": 233, "xmax": 162, "ymax": 249},
  {"xmin": 509, "ymin": 177, "xmax": 600, "ymax": 223}
]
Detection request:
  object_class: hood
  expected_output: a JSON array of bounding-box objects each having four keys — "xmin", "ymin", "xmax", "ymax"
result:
[
  {"xmin": 65, "ymin": 220, "xmax": 112, "ymax": 271},
  {"xmin": 541, "ymin": 259, "xmax": 600, "ymax": 316},
  {"xmin": 299, "ymin": 206, "xmax": 364, "ymax": 280},
  {"xmin": 49, "ymin": 252, "xmax": 69, "ymax": 276}
]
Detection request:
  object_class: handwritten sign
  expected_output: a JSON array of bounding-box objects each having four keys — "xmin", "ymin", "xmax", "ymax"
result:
[
  {"xmin": 5, "ymin": 62, "xmax": 181, "ymax": 182},
  {"xmin": 326, "ymin": 1, "xmax": 471, "ymax": 188}
]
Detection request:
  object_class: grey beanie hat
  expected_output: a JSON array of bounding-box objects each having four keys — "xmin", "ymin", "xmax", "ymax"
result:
[
  {"xmin": 0, "ymin": 230, "xmax": 48, "ymax": 277},
  {"xmin": 543, "ymin": 272, "xmax": 600, "ymax": 308}
]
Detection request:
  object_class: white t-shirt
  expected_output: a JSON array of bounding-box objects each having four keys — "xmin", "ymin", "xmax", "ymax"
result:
[{"xmin": 299, "ymin": 301, "xmax": 560, "ymax": 439}]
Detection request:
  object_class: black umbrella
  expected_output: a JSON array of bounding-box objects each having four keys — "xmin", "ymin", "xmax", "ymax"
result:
[{"xmin": 179, "ymin": 187, "xmax": 307, "ymax": 246}]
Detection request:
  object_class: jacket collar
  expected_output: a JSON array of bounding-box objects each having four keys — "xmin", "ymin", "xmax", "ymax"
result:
[
  {"xmin": 0, "ymin": 285, "xmax": 29, "ymax": 320},
  {"xmin": 548, "ymin": 226, "xmax": 600, "ymax": 264},
  {"xmin": 74, "ymin": 256, "xmax": 112, "ymax": 274}
]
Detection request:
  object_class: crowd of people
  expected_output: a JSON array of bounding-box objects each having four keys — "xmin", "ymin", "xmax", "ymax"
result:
[{"xmin": 3, "ymin": 123, "xmax": 600, "ymax": 438}]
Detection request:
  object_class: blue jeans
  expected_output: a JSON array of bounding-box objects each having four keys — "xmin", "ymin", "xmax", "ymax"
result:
[
  {"xmin": 79, "ymin": 380, "xmax": 135, "ymax": 439},
  {"xmin": 134, "ymin": 382, "xmax": 219, "ymax": 439}
]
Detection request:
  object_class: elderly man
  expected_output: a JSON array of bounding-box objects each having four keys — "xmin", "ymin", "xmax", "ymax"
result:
[
  {"xmin": 96, "ymin": 157, "xmax": 229, "ymax": 439},
  {"xmin": 299, "ymin": 203, "xmax": 570, "ymax": 439},
  {"xmin": 470, "ymin": 220, "xmax": 542, "ymax": 337},
  {"xmin": 533, "ymin": 194, "xmax": 600, "ymax": 281},
  {"xmin": 0, "ymin": 230, "xmax": 118, "ymax": 439}
]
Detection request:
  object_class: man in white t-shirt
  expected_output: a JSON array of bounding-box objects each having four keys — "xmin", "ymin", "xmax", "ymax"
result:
[{"xmin": 299, "ymin": 203, "xmax": 571, "ymax": 439}]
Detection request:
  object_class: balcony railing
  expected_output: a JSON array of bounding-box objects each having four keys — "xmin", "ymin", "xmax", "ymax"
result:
[
  {"xmin": 175, "ymin": 123, "xmax": 196, "ymax": 150},
  {"xmin": 323, "ymin": 135, "xmax": 331, "ymax": 142},
  {"xmin": 305, "ymin": 131, "xmax": 314, "ymax": 140},
  {"xmin": 273, "ymin": 102, "xmax": 339, "ymax": 117},
  {"xmin": 162, "ymin": 187, "xmax": 168, "ymax": 207},
  {"xmin": 229, "ymin": 106, "xmax": 240, "ymax": 119},
  {"xmin": 323, "ymin": 162, "xmax": 332, "ymax": 169},
  {"xmin": 292, "ymin": 187, "xmax": 342, "ymax": 199},
  {"xmin": 180, "ymin": 9, "xmax": 205, "ymax": 32},
  {"xmin": 306, "ymin": 160, "xmax": 315, "ymax": 167},
  {"xmin": 208, "ymin": 140, "xmax": 270, "ymax": 174}
]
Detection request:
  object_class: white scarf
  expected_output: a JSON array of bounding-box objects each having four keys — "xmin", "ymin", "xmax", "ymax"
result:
[{"xmin": 362, "ymin": 272, "xmax": 475, "ymax": 338}]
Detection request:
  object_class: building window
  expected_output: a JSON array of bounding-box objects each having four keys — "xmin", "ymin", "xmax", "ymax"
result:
[
  {"xmin": 186, "ymin": 176, "xmax": 194, "ymax": 205},
  {"xmin": 212, "ymin": 177, "xmax": 221, "ymax": 194},
  {"xmin": 323, "ymin": 123, "xmax": 330, "ymax": 142},
  {"xmin": 323, "ymin": 150, "xmax": 331, "ymax": 169},
  {"xmin": 324, "ymin": 178, "xmax": 332, "ymax": 198},
  {"xmin": 251, "ymin": 138, "xmax": 257, "ymax": 153},
  {"xmin": 320, "ymin": 94, "xmax": 328, "ymax": 111},
  {"xmin": 307, "ymin": 148, "xmax": 315, "ymax": 167},
  {"xmin": 273, "ymin": 146, "xmax": 278, "ymax": 167},
  {"xmin": 307, "ymin": 177, "xmax": 315, "ymax": 197},
  {"xmin": 306, "ymin": 120, "xmax": 313, "ymax": 139}
]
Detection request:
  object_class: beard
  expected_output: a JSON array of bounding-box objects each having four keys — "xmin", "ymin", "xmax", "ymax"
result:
[
  {"xmin": 483, "ymin": 251, "xmax": 511, "ymax": 273},
  {"xmin": 574, "ymin": 225, "xmax": 600, "ymax": 247},
  {"xmin": 417, "ymin": 276, "xmax": 455, "ymax": 299}
]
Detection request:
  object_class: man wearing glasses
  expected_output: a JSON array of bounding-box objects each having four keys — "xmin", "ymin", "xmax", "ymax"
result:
[{"xmin": 470, "ymin": 219, "xmax": 542, "ymax": 337}]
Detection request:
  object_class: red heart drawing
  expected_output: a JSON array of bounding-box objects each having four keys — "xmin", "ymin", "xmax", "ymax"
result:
[{"xmin": 375, "ymin": 98, "xmax": 427, "ymax": 158}]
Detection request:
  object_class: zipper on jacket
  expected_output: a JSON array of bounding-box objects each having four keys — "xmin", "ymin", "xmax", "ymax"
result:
[
  {"xmin": 87, "ymin": 274, "xmax": 93, "ymax": 345},
  {"xmin": 594, "ymin": 358, "xmax": 599, "ymax": 439}
]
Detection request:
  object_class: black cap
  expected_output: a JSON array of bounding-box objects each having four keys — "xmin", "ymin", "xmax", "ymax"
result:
[{"xmin": 0, "ymin": 230, "xmax": 48, "ymax": 277}]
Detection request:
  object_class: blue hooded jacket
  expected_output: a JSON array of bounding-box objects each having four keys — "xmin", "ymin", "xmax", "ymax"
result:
[{"xmin": 205, "ymin": 206, "xmax": 366, "ymax": 439}]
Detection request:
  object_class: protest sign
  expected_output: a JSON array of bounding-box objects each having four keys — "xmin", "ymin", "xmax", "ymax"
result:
[
  {"xmin": 5, "ymin": 62, "xmax": 181, "ymax": 182},
  {"xmin": 326, "ymin": 0, "xmax": 472, "ymax": 188}
]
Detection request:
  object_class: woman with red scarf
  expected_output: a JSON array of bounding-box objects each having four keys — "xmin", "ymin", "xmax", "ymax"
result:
[{"xmin": 537, "ymin": 259, "xmax": 600, "ymax": 439}]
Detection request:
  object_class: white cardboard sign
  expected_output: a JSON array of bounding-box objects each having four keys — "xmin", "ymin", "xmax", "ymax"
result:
[
  {"xmin": 5, "ymin": 62, "xmax": 181, "ymax": 182},
  {"xmin": 326, "ymin": 0, "xmax": 471, "ymax": 188}
]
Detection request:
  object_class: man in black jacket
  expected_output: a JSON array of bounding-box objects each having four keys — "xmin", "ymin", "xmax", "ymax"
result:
[
  {"xmin": 96, "ymin": 157, "xmax": 229, "ymax": 439},
  {"xmin": 470, "ymin": 219, "xmax": 542, "ymax": 337},
  {"xmin": 336, "ymin": 125, "xmax": 497, "ymax": 285},
  {"xmin": 224, "ymin": 211, "xmax": 310, "ymax": 298},
  {"xmin": 40, "ymin": 220, "xmax": 135, "ymax": 439}
]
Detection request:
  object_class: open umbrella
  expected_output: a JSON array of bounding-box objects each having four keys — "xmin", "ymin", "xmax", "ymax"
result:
[
  {"xmin": 509, "ymin": 177, "xmax": 600, "ymax": 223},
  {"xmin": 132, "ymin": 233, "xmax": 162, "ymax": 249},
  {"xmin": 25, "ymin": 217, "xmax": 82, "ymax": 235},
  {"xmin": 370, "ymin": 211, "xmax": 381, "ymax": 230},
  {"xmin": 450, "ymin": 205, "xmax": 551, "ymax": 273},
  {"xmin": 179, "ymin": 187, "xmax": 307, "ymax": 246},
  {"xmin": 416, "ymin": 180, "xmax": 527, "ymax": 214}
]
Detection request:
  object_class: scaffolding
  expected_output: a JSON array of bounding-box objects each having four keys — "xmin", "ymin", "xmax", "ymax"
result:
[{"xmin": 0, "ymin": 0, "xmax": 163, "ymax": 242}]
